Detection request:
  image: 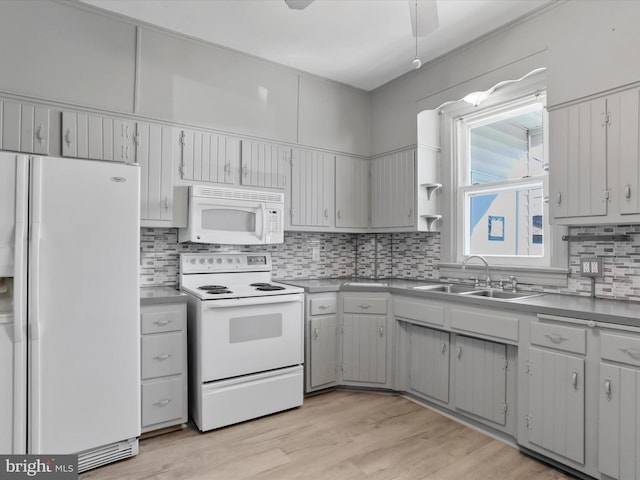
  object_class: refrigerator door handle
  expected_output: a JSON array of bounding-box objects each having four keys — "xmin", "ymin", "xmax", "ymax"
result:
[
  {"xmin": 13, "ymin": 156, "xmax": 29, "ymax": 344},
  {"xmin": 30, "ymin": 157, "xmax": 43, "ymax": 341}
]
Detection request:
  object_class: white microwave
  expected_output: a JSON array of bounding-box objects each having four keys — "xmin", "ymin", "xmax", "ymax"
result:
[{"xmin": 178, "ymin": 186, "xmax": 284, "ymax": 245}]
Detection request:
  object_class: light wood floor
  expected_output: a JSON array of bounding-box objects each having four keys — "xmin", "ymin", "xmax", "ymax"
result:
[{"xmin": 81, "ymin": 391, "xmax": 575, "ymax": 479}]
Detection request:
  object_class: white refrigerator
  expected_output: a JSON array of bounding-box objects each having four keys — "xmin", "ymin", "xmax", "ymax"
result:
[{"xmin": 0, "ymin": 152, "xmax": 141, "ymax": 471}]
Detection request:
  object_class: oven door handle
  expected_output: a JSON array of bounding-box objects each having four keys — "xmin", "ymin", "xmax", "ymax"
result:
[{"xmin": 204, "ymin": 294, "xmax": 303, "ymax": 309}]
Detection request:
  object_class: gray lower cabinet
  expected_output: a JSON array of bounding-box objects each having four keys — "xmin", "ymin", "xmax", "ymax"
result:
[
  {"xmin": 305, "ymin": 294, "xmax": 339, "ymax": 392},
  {"xmin": 527, "ymin": 347, "xmax": 585, "ymax": 464},
  {"xmin": 408, "ymin": 324, "xmax": 449, "ymax": 403},
  {"xmin": 140, "ymin": 302, "xmax": 188, "ymax": 433},
  {"xmin": 341, "ymin": 294, "xmax": 390, "ymax": 387},
  {"xmin": 599, "ymin": 331, "xmax": 640, "ymax": 479},
  {"xmin": 454, "ymin": 335, "xmax": 508, "ymax": 427}
]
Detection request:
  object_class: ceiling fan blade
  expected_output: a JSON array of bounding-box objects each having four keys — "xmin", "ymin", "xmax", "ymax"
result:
[
  {"xmin": 285, "ymin": 0, "xmax": 314, "ymax": 9},
  {"xmin": 408, "ymin": 0, "xmax": 439, "ymax": 37}
]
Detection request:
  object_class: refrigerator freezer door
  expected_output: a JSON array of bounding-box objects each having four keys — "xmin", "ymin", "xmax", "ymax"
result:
[
  {"xmin": 0, "ymin": 153, "xmax": 28, "ymax": 454},
  {"xmin": 29, "ymin": 156, "xmax": 140, "ymax": 454}
]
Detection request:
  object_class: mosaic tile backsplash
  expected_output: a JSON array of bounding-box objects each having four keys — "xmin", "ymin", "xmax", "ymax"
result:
[{"xmin": 141, "ymin": 224, "xmax": 640, "ymax": 302}]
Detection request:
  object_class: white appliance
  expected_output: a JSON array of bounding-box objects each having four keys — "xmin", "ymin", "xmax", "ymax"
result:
[
  {"xmin": 178, "ymin": 185, "xmax": 284, "ymax": 245},
  {"xmin": 180, "ymin": 253, "xmax": 304, "ymax": 431},
  {"xmin": 0, "ymin": 153, "xmax": 140, "ymax": 471}
]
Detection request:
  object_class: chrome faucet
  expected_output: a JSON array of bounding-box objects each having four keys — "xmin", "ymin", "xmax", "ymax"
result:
[{"xmin": 461, "ymin": 255, "xmax": 490, "ymax": 287}]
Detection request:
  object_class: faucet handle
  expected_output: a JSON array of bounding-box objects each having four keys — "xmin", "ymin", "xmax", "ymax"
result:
[
  {"xmin": 508, "ymin": 276, "xmax": 517, "ymax": 292},
  {"xmin": 469, "ymin": 276, "xmax": 480, "ymax": 288}
]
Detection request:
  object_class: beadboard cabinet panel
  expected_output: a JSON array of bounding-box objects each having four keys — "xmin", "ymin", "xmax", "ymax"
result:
[
  {"xmin": 289, "ymin": 149, "xmax": 334, "ymax": 228},
  {"xmin": 0, "ymin": 2, "xmax": 135, "ymax": 113},
  {"xmin": 137, "ymin": 28, "xmax": 298, "ymax": 144},
  {"xmin": 298, "ymin": 75, "xmax": 370, "ymax": 157}
]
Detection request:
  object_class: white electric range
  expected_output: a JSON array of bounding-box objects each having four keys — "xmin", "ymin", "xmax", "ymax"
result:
[{"xmin": 180, "ymin": 253, "xmax": 304, "ymax": 432}]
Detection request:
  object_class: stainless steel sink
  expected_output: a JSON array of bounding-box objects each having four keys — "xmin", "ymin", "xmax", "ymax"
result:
[
  {"xmin": 459, "ymin": 289, "xmax": 542, "ymax": 300},
  {"xmin": 413, "ymin": 284, "xmax": 479, "ymax": 294},
  {"xmin": 342, "ymin": 281, "xmax": 388, "ymax": 287}
]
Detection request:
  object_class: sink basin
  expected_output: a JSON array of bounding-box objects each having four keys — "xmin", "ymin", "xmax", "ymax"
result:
[
  {"xmin": 413, "ymin": 284, "xmax": 479, "ymax": 294},
  {"xmin": 342, "ymin": 281, "xmax": 388, "ymax": 287},
  {"xmin": 459, "ymin": 289, "xmax": 542, "ymax": 300}
]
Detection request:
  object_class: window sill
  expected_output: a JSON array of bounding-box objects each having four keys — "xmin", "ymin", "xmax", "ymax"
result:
[{"xmin": 437, "ymin": 263, "xmax": 569, "ymax": 288}]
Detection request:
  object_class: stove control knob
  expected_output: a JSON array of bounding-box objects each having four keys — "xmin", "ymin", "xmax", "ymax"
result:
[
  {"xmin": 190, "ymin": 258, "xmax": 196, "ymax": 264},
  {"xmin": 199, "ymin": 259, "xmax": 205, "ymax": 264},
  {"xmin": 216, "ymin": 258, "xmax": 222, "ymax": 264},
  {"xmin": 227, "ymin": 258, "xmax": 233, "ymax": 264},
  {"xmin": 236, "ymin": 258, "xmax": 241, "ymax": 263},
  {"xmin": 208, "ymin": 258, "xmax": 214, "ymax": 264}
]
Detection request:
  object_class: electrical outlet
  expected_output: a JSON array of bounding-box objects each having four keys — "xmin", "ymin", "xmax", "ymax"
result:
[
  {"xmin": 312, "ymin": 246, "xmax": 320, "ymax": 262},
  {"xmin": 580, "ymin": 256, "xmax": 603, "ymax": 277}
]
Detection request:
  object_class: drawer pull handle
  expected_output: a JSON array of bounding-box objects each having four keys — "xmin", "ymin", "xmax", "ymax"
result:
[
  {"xmin": 619, "ymin": 348, "xmax": 640, "ymax": 360},
  {"xmin": 153, "ymin": 399, "xmax": 172, "ymax": 408},
  {"xmin": 154, "ymin": 354, "xmax": 171, "ymax": 361},
  {"xmin": 313, "ymin": 328, "xmax": 319, "ymax": 340},
  {"xmin": 544, "ymin": 333, "xmax": 568, "ymax": 344},
  {"xmin": 604, "ymin": 379, "xmax": 612, "ymax": 399},
  {"xmin": 153, "ymin": 320, "xmax": 171, "ymax": 326},
  {"xmin": 571, "ymin": 371, "xmax": 579, "ymax": 390},
  {"xmin": 358, "ymin": 304, "xmax": 372, "ymax": 309},
  {"xmin": 457, "ymin": 346, "xmax": 462, "ymax": 359},
  {"xmin": 379, "ymin": 326, "xmax": 384, "ymax": 337},
  {"xmin": 318, "ymin": 304, "xmax": 330, "ymax": 310},
  {"xmin": 625, "ymin": 184, "xmax": 632, "ymax": 200},
  {"xmin": 441, "ymin": 343, "xmax": 447, "ymax": 354}
]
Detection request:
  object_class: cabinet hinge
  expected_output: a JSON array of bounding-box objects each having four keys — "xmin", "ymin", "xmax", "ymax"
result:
[
  {"xmin": 501, "ymin": 403, "xmax": 508, "ymax": 415},
  {"xmin": 289, "ymin": 207, "xmax": 294, "ymax": 219},
  {"xmin": 525, "ymin": 414, "xmax": 532, "ymax": 429},
  {"xmin": 525, "ymin": 361, "xmax": 532, "ymax": 375},
  {"xmin": 601, "ymin": 112, "xmax": 611, "ymax": 126},
  {"xmin": 132, "ymin": 132, "xmax": 140, "ymax": 146},
  {"xmin": 504, "ymin": 359, "xmax": 509, "ymax": 371},
  {"xmin": 602, "ymin": 189, "xmax": 611, "ymax": 201},
  {"xmin": 179, "ymin": 131, "xmax": 186, "ymax": 147}
]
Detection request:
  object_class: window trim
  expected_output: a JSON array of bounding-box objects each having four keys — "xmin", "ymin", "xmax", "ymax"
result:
[{"xmin": 435, "ymin": 70, "xmax": 569, "ymax": 286}]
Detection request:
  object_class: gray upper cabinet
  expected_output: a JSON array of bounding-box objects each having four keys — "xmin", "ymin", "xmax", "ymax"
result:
[
  {"xmin": 288, "ymin": 148, "xmax": 334, "ymax": 229},
  {"xmin": 1, "ymin": 100, "xmax": 49, "ymax": 155},
  {"xmin": 178, "ymin": 129, "xmax": 239, "ymax": 186},
  {"xmin": 0, "ymin": 2, "xmax": 136, "ymax": 113},
  {"xmin": 61, "ymin": 111, "xmax": 135, "ymax": 163},
  {"xmin": 240, "ymin": 140, "xmax": 288, "ymax": 190},
  {"xmin": 550, "ymin": 86, "xmax": 640, "ymax": 225},
  {"xmin": 335, "ymin": 156, "xmax": 370, "ymax": 230},
  {"xmin": 137, "ymin": 123, "xmax": 186, "ymax": 228},
  {"xmin": 371, "ymin": 150, "xmax": 415, "ymax": 229},
  {"xmin": 137, "ymin": 28, "xmax": 298, "ymax": 144}
]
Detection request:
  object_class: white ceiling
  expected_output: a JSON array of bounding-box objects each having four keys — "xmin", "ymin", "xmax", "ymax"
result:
[{"xmin": 80, "ymin": 0, "xmax": 552, "ymax": 92}]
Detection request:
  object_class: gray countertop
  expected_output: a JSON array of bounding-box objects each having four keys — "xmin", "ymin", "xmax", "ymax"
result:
[
  {"xmin": 140, "ymin": 286, "xmax": 187, "ymax": 305},
  {"xmin": 280, "ymin": 277, "xmax": 640, "ymax": 328}
]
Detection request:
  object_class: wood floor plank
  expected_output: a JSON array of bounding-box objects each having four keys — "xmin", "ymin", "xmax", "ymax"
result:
[{"xmin": 80, "ymin": 391, "xmax": 575, "ymax": 480}]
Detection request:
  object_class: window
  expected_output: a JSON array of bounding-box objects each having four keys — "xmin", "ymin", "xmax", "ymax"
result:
[{"xmin": 456, "ymin": 95, "xmax": 550, "ymax": 267}]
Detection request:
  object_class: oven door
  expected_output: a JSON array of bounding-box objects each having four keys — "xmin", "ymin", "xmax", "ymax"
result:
[
  {"xmin": 198, "ymin": 294, "xmax": 303, "ymax": 382},
  {"xmin": 187, "ymin": 197, "xmax": 266, "ymax": 245}
]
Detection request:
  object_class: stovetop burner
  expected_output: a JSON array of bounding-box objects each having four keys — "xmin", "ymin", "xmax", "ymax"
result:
[
  {"xmin": 255, "ymin": 285, "xmax": 285, "ymax": 291},
  {"xmin": 206, "ymin": 289, "xmax": 233, "ymax": 295},
  {"xmin": 250, "ymin": 282, "xmax": 273, "ymax": 288},
  {"xmin": 198, "ymin": 285, "xmax": 227, "ymax": 290}
]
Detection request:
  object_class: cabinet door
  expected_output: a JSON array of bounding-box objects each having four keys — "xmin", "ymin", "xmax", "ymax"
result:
[
  {"xmin": 309, "ymin": 314, "xmax": 338, "ymax": 389},
  {"xmin": 599, "ymin": 362, "xmax": 640, "ymax": 479},
  {"xmin": 528, "ymin": 347, "xmax": 584, "ymax": 464},
  {"xmin": 62, "ymin": 112, "xmax": 133, "ymax": 163},
  {"xmin": 608, "ymin": 87, "xmax": 640, "ymax": 216},
  {"xmin": 179, "ymin": 130, "xmax": 238, "ymax": 185},
  {"xmin": 409, "ymin": 324, "xmax": 449, "ymax": 403},
  {"xmin": 335, "ymin": 155, "xmax": 370, "ymax": 228},
  {"xmin": 549, "ymin": 99, "xmax": 607, "ymax": 219},
  {"xmin": 137, "ymin": 123, "xmax": 180, "ymax": 224},
  {"xmin": 1, "ymin": 101, "xmax": 50, "ymax": 154},
  {"xmin": 371, "ymin": 150, "xmax": 415, "ymax": 228},
  {"xmin": 240, "ymin": 140, "xmax": 287, "ymax": 189},
  {"xmin": 290, "ymin": 148, "xmax": 334, "ymax": 227},
  {"xmin": 342, "ymin": 314, "xmax": 386, "ymax": 385},
  {"xmin": 454, "ymin": 336, "xmax": 507, "ymax": 426}
]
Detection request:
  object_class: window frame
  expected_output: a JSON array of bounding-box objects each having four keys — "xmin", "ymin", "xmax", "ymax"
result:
[{"xmin": 455, "ymin": 93, "xmax": 550, "ymax": 268}]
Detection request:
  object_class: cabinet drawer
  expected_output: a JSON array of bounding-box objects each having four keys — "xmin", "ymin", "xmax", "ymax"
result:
[
  {"xmin": 310, "ymin": 297, "xmax": 337, "ymax": 315},
  {"xmin": 531, "ymin": 321, "xmax": 586, "ymax": 355},
  {"xmin": 142, "ymin": 332, "xmax": 183, "ymax": 380},
  {"xmin": 141, "ymin": 377, "xmax": 184, "ymax": 427},
  {"xmin": 343, "ymin": 297, "xmax": 387, "ymax": 314},
  {"xmin": 141, "ymin": 304, "xmax": 186, "ymax": 334},
  {"xmin": 394, "ymin": 297, "xmax": 444, "ymax": 327},
  {"xmin": 601, "ymin": 332, "xmax": 640, "ymax": 367}
]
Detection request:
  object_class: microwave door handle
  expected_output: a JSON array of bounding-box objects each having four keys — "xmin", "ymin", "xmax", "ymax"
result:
[{"xmin": 260, "ymin": 203, "xmax": 267, "ymax": 243}]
